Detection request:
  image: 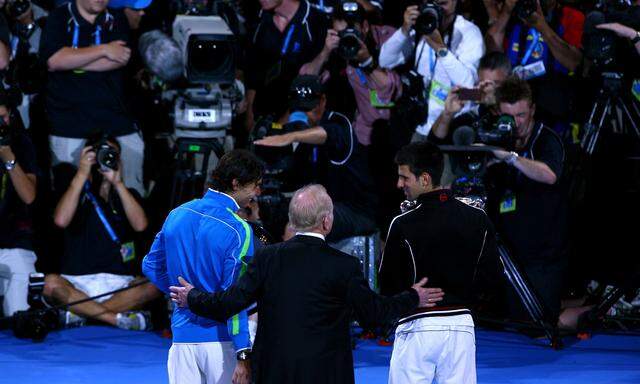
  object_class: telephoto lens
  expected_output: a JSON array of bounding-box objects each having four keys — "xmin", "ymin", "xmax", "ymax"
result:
[
  {"xmin": 338, "ymin": 28, "xmax": 363, "ymax": 60},
  {"xmin": 415, "ymin": 2, "xmax": 443, "ymax": 36}
]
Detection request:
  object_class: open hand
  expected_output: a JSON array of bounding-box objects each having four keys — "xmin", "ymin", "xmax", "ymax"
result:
[
  {"xmin": 412, "ymin": 277, "xmax": 445, "ymax": 308},
  {"xmin": 169, "ymin": 276, "xmax": 194, "ymax": 308},
  {"xmin": 254, "ymin": 133, "xmax": 294, "ymax": 147}
]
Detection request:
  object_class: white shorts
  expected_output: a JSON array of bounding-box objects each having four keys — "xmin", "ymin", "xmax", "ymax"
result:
[
  {"xmin": 389, "ymin": 313, "xmax": 476, "ymax": 384},
  {"xmin": 0, "ymin": 248, "xmax": 37, "ymax": 316},
  {"xmin": 168, "ymin": 342, "xmax": 236, "ymax": 384},
  {"xmin": 61, "ymin": 273, "xmax": 135, "ymax": 303}
]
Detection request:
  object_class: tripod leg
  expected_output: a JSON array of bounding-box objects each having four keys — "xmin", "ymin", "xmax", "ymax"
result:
[
  {"xmin": 617, "ymin": 98, "xmax": 640, "ymax": 137},
  {"xmin": 497, "ymin": 243, "xmax": 560, "ymax": 347}
]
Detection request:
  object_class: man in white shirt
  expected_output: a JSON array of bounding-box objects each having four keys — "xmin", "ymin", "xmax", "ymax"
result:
[{"xmin": 379, "ymin": 0, "xmax": 484, "ymax": 141}]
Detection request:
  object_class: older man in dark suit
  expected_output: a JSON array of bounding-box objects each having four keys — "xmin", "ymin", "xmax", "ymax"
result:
[{"xmin": 170, "ymin": 184, "xmax": 444, "ymax": 384}]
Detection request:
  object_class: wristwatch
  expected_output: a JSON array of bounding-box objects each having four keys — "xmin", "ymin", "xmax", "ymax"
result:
[
  {"xmin": 4, "ymin": 158, "xmax": 16, "ymax": 171},
  {"xmin": 505, "ymin": 151, "xmax": 519, "ymax": 166},
  {"xmin": 631, "ymin": 31, "xmax": 640, "ymax": 45},
  {"xmin": 236, "ymin": 349, "xmax": 251, "ymax": 361},
  {"xmin": 436, "ymin": 47, "xmax": 449, "ymax": 58}
]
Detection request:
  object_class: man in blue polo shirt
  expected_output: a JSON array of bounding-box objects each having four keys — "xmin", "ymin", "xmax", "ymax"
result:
[{"xmin": 143, "ymin": 149, "xmax": 264, "ymax": 384}]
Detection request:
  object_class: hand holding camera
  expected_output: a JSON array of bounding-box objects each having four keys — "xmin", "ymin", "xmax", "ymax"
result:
[
  {"xmin": 402, "ymin": 5, "xmax": 421, "ymax": 35},
  {"xmin": 323, "ymin": 29, "xmax": 340, "ymax": 54},
  {"xmin": 78, "ymin": 146, "xmax": 97, "ymax": 178}
]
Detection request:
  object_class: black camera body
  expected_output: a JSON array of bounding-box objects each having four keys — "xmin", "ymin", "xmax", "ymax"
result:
[
  {"xmin": 92, "ymin": 139, "xmax": 119, "ymax": 171},
  {"xmin": 338, "ymin": 28, "xmax": 364, "ymax": 61},
  {"xmin": 582, "ymin": 2, "xmax": 639, "ymax": 71},
  {"xmin": 12, "ymin": 273, "xmax": 59, "ymax": 342},
  {"xmin": 476, "ymin": 114, "xmax": 517, "ymax": 150},
  {"xmin": 514, "ymin": 0, "xmax": 547, "ymax": 20},
  {"xmin": 415, "ymin": 2, "xmax": 443, "ymax": 36}
]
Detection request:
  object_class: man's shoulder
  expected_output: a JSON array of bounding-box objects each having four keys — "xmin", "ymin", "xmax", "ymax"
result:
[
  {"xmin": 454, "ymin": 14, "xmax": 482, "ymax": 36},
  {"xmin": 389, "ymin": 204, "xmax": 423, "ymax": 229},
  {"xmin": 533, "ymin": 124, "xmax": 564, "ymax": 151}
]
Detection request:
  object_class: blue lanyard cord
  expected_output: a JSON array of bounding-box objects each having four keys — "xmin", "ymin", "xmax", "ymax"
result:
[
  {"xmin": 355, "ymin": 68, "xmax": 368, "ymax": 87},
  {"xmin": 281, "ymin": 25, "xmax": 296, "ymax": 56},
  {"xmin": 83, "ymin": 182, "xmax": 120, "ymax": 244},
  {"xmin": 521, "ymin": 29, "xmax": 540, "ymax": 66},
  {"xmin": 72, "ymin": 22, "xmax": 80, "ymax": 48},
  {"xmin": 10, "ymin": 36, "xmax": 19, "ymax": 58},
  {"xmin": 95, "ymin": 25, "xmax": 102, "ymax": 45}
]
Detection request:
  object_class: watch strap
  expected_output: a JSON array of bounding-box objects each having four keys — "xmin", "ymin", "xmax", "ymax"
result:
[{"xmin": 632, "ymin": 31, "xmax": 640, "ymax": 45}]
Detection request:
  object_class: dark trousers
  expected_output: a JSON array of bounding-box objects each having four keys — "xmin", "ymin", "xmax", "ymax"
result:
[{"xmin": 327, "ymin": 202, "xmax": 377, "ymax": 243}]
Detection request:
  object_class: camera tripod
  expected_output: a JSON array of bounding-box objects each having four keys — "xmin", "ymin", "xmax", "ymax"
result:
[
  {"xmin": 581, "ymin": 72, "xmax": 640, "ymax": 155},
  {"xmin": 169, "ymin": 137, "xmax": 226, "ymax": 209},
  {"xmin": 497, "ymin": 237, "xmax": 562, "ymax": 349}
]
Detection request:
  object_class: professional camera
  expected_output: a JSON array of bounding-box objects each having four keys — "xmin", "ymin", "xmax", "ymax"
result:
[
  {"xmin": 12, "ymin": 273, "xmax": 59, "ymax": 342},
  {"xmin": 92, "ymin": 139, "xmax": 120, "ymax": 171},
  {"xmin": 0, "ymin": 118, "xmax": 10, "ymax": 146},
  {"xmin": 476, "ymin": 114, "xmax": 516, "ymax": 149},
  {"xmin": 582, "ymin": 1, "xmax": 640, "ymax": 71},
  {"xmin": 338, "ymin": 28, "xmax": 364, "ymax": 61},
  {"xmin": 336, "ymin": 2, "xmax": 365, "ymax": 61},
  {"xmin": 415, "ymin": 1, "xmax": 443, "ymax": 36},
  {"xmin": 513, "ymin": 0, "xmax": 546, "ymax": 20}
]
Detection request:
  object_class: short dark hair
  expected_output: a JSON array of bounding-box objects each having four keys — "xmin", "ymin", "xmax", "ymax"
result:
[
  {"xmin": 479, "ymin": 51, "xmax": 512, "ymax": 73},
  {"xmin": 395, "ymin": 141, "xmax": 444, "ymax": 187},
  {"xmin": 495, "ymin": 76, "xmax": 533, "ymax": 105},
  {"xmin": 210, "ymin": 149, "xmax": 264, "ymax": 193}
]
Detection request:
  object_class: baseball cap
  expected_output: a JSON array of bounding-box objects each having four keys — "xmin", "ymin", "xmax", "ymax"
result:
[
  {"xmin": 288, "ymin": 75, "xmax": 325, "ymax": 112},
  {"xmin": 109, "ymin": 0, "xmax": 152, "ymax": 10}
]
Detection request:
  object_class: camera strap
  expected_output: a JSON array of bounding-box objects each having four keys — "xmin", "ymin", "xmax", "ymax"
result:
[{"xmin": 83, "ymin": 181, "xmax": 121, "ymax": 244}]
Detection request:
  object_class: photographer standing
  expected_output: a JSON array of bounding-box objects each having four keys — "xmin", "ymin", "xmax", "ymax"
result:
[
  {"xmin": 39, "ymin": 0, "xmax": 144, "ymax": 195},
  {"xmin": 300, "ymin": 2, "xmax": 401, "ymax": 146},
  {"xmin": 244, "ymin": 0, "xmax": 328, "ymax": 132},
  {"xmin": 483, "ymin": 0, "xmax": 584, "ymax": 130},
  {"xmin": 44, "ymin": 135, "xmax": 159, "ymax": 330},
  {"xmin": 0, "ymin": 90, "xmax": 37, "ymax": 316},
  {"xmin": 486, "ymin": 76, "xmax": 566, "ymax": 324},
  {"xmin": 379, "ymin": 0, "xmax": 484, "ymax": 141}
]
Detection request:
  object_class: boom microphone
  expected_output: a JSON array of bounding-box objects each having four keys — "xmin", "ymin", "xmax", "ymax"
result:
[{"xmin": 139, "ymin": 30, "xmax": 184, "ymax": 82}]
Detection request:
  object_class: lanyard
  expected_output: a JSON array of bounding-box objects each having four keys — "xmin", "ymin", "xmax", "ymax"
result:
[
  {"xmin": 84, "ymin": 182, "xmax": 120, "ymax": 244},
  {"xmin": 355, "ymin": 68, "xmax": 368, "ymax": 87},
  {"xmin": 521, "ymin": 29, "xmax": 540, "ymax": 66},
  {"xmin": 415, "ymin": 41, "xmax": 437, "ymax": 77},
  {"xmin": 10, "ymin": 36, "xmax": 18, "ymax": 59},
  {"xmin": 281, "ymin": 25, "xmax": 296, "ymax": 56}
]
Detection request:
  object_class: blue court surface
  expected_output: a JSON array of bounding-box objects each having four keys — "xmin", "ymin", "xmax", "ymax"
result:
[{"xmin": 1, "ymin": 326, "xmax": 639, "ymax": 383}]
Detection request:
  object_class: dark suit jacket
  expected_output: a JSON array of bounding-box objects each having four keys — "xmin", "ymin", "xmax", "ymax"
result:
[{"xmin": 188, "ymin": 234, "xmax": 418, "ymax": 384}]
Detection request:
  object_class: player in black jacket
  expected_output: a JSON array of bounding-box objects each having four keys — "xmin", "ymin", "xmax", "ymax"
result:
[{"xmin": 379, "ymin": 141, "xmax": 501, "ymax": 384}]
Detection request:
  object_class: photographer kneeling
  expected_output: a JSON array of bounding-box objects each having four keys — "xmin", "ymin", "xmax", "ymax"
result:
[
  {"xmin": 255, "ymin": 75, "xmax": 377, "ymax": 242},
  {"xmin": 44, "ymin": 134, "xmax": 160, "ymax": 330},
  {"xmin": 486, "ymin": 77, "xmax": 567, "ymax": 325},
  {"xmin": 0, "ymin": 90, "xmax": 37, "ymax": 316}
]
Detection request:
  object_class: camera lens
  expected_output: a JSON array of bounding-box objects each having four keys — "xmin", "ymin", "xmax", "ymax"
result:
[
  {"xmin": 338, "ymin": 30, "xmax": 362, "ymax": 60},
  {"xmin": 415, "ymin": 3, "xmax": 442, "ymax": 36},
  {"xmin": 188, "ymin": 37, "xmax": 232, "ymax": 78}
]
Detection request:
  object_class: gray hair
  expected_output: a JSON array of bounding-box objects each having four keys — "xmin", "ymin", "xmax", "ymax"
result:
[
  {"xmin": 288, "ymin": 184, "xmax": 334, "ymax": 232},
  {"xmin": 139, "ymin": 30, "xmax": 184, "ymax": 82}
]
